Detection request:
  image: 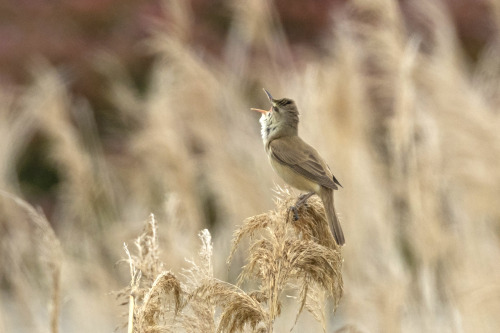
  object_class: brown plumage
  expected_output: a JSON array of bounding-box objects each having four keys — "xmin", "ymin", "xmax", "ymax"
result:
[{"xmin": 252, "ymin": 89, "xmax": 345, "ymax": 246}]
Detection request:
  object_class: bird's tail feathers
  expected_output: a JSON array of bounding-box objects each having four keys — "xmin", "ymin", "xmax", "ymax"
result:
[{"xmin": 320, "ymin": 188, "xmax": 345, "ymax": 246}]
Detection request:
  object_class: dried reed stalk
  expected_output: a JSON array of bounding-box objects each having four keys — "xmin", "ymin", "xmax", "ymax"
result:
[{"xmin": 0, "ymin": 190, "xmax": 63, "ymax": 333}]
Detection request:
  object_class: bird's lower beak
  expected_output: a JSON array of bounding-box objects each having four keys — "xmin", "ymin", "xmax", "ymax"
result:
[{"xmin": 251, "ymin": 108, "xmax": 270, "ymax": 114}]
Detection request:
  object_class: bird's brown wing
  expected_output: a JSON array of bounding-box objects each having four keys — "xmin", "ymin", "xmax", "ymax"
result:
[{"xmin": 269, "ymin": 136, "xmax": 338, "ymax": 190}]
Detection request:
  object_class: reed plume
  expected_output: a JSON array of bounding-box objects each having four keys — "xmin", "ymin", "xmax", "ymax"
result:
[{"xmin": 121, "ymin": 188, "xmax": 343, "ymax": 332}]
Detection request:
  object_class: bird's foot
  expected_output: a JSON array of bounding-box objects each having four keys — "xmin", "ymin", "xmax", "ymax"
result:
[
  {"xmin": 287, "ymin": 192, "xmax": 315, "ymax": 222},
  {"xmin": 290, "ymin": 206, "xmax": 299, "ymax": 221},
  {"xmin": 286, "ymin": 205, "xmax": 300, "ymax": 223}
]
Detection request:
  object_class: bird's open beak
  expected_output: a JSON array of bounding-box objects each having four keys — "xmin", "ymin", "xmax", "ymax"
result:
[{"xmin": 250, "ymin": 88, "xmax": 274, "ymax": 114}]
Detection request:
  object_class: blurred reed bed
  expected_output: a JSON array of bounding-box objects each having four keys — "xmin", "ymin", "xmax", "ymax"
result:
[{"xmin": 1, "ymin": 0, "xmax": 500, "ymax": 332}]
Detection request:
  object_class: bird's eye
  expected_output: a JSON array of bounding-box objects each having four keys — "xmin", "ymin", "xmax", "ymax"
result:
[{"xmin": 273, "ymin": 106, "xmax": 279, "ymax": 113}]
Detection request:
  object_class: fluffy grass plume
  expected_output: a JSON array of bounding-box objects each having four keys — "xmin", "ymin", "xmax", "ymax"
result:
[
  {"xmin": 229, "ymin": 187, "xmax": 343, "ymax": 332},
  {"xmin": 121, "ymin": 188, "xmax": 343, "ymax": 332}
]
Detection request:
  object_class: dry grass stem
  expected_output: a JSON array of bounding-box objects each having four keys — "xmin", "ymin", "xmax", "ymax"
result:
[{"xmin": 0, "ymin": 191, "xmax": 62, "ymax": 333}]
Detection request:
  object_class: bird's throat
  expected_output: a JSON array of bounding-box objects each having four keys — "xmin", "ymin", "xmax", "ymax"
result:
[{"xmin": 260, "ymin": 114, "xmax": 274, "ymax": 142}]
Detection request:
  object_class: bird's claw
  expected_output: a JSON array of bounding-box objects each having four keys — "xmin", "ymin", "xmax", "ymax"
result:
[
  {"xmin": 288, "ymin": 206, "xmax": 300, "ymax": 222},
  {"xmin": 292, "ymin": 206, "xmax": 299, "ymax": 221},
  {"xmin": 288, "ymin": 192, "xmax": 314, "ymax": 223}
]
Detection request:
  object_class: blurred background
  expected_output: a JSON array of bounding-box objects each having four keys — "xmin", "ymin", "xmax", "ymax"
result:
[{"xmin": 1, "ymin": 0, "xmax": 500, "ymax": 331}]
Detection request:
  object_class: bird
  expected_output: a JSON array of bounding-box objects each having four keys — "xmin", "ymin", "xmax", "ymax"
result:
[{"xmin": 251, "ymin": 89, "xmax": 345, "ymax": 246}]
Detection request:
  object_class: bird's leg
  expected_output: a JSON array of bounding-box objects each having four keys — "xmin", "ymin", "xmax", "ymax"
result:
[
  {"xmin": 289, "ymin": 192, "xmax": 315, "ymax": 221},
  {"xmin": 296, "ymin": 192, "xmax": 315, "ymax": 207}
]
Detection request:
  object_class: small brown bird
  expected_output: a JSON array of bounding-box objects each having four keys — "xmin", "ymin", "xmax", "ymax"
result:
[{"xmin": 252, "ymin": 89, "xmax": 345, "ymax": 246}]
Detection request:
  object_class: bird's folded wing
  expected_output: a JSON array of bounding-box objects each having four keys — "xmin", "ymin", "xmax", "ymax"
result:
[{"xmin": 269, "ymin": 137, "xmax": 338, "ymax": 190}]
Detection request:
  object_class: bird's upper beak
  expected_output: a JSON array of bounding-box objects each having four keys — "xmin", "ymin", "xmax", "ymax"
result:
[
  {"xmin": 263, "ymin": 88, "xmax": 273, "ymax": 102},
  {"xmin": 251, "ymin": 88, "xmax": 274, "ymax": 114}
]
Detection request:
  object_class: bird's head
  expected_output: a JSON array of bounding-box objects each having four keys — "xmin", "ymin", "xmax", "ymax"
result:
[{"xmin": 251, "ymin": 89, "xmax": 299, "ymax": 141}]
